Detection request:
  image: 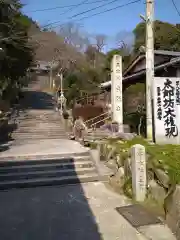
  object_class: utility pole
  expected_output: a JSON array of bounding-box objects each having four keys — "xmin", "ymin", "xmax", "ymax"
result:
[
  {"xmin": 49, "ymin": 63, "xmax": 53, "ymax": 90},
  {"xmin": 60, "ymin": 72, "xmax": 63, "ymax": 115},
  {"xmin": 146, "ymin": 0, "xmax": 154, "ymax": 140}
]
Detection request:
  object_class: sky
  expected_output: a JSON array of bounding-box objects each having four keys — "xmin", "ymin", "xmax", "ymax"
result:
[{"xmin": 21, "ymin": 0, "xmax": 180, "ymax": 50}]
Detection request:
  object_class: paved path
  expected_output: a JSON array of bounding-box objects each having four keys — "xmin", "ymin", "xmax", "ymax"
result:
[
  {"xmin": 0, "ymin": 139, "xmax": 89, "ymax": 159},
  {"xmin": 0, "ymin": 182, "xmax": 176, "ymax": 240},
  {"xmin": 0, "ymin": 182, "xmax": 146, "ymax": 240}
]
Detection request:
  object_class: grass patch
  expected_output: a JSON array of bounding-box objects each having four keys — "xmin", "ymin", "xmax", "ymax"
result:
[{"xmin": 138, "ymin": 195, "xmax": 165, "ymax": 219}]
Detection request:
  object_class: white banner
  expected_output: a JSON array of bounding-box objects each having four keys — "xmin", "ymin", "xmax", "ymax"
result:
[{"xmin": 153, "ymin": 77, "xmax": 180, "ymax": 144}]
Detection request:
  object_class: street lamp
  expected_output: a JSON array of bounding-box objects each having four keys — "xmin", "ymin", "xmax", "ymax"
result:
[
  {"xmin": 0, "ymin": 47, "xmax": 5, "ymax": 60},
  {"xmin": 57, "ymin": 71, "xmax": 65, "ymax": 115}
]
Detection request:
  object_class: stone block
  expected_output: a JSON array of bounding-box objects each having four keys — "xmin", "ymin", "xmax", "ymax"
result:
[
  {"xmin": 113, "ymin": 167, "xmax": 125, "ymax": 188},
  {"xmin": 107, "ymin": 146, "xmax": 116, "ymax": 161},
  {"xmin": 154, "ymin": 168, "xmax": 170, "ymax": 189},
  {"xmin": 106, "ymin": 159, "xmax": 118, "ymax": 171},
  {"xmin": 165, "ymin": 185, "xmax": 180, "ymax": 239},
  {"xmin": 116, "ymin": 154, "xmax": 122, "ymax": 167},
  {"xmin": 116, "ymin": 167, "xmax": 125, "ymax": 179},
  {"xmin": 131, "ymin": 144, "xmax": 147, "ymax": 202},
  {"xmin": 124, "ymin": 157, "xmax": 132, "ymax": 177},
  {"xmin": 116, "ymin": 132, "xmax": 136, "ymax": 141},
  {"xmin": 148, "ymin": 179, "xmax": 166, "ymax": 204}
]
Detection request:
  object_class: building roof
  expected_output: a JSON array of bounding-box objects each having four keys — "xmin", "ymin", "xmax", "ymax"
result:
[
  {"xmin": 31, "ymin": 60, "xmax": 59, "ymax": 71},
  {"xmin": 101, "ymin": 50, "xmax": 180, "ymax": 89},
  {"xmin": 154, "ymin": 50, "xmax": 180, "ymax": 56},
  {"xmin": 123, "ymin": 50, "xmax": 180, "ymax": 76}
]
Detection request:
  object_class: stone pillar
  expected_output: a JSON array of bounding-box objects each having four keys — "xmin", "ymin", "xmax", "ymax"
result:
[
  {"xmin": 111, "ymin": 55, "xmax": 123, "ymax": 132},
  {"xmin": 131, "ymin": 144, "xmax": 147, "ymax": 202},
  {"xmin": 177, "ymin": 68, "xmax": 180, "ymax": 77}
]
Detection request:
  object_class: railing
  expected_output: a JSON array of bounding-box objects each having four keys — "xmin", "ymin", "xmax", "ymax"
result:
[
  {"xmin": 85, "ymin": 111, "xmax": 109, "ymax": 125},
  {"xmin": 90, "ymin": 115, "xmax": 111, "ymax": 130}
]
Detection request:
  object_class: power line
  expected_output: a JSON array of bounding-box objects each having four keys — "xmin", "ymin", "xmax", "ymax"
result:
[
  {"xmin": 35, "ymin": 0, "xmax": 90, "ymax": 26},
  {"xmin": 53, "ymin": 0, "xmax": 90, "ymax": 19},
  {"xmin": 43, "ymin": 0, "xmax": 120, "ymax": 28},
  {"xmin": 2, "ymin": 0, "xmax": 141, "ymax": 43},
  {"xmin": 78, "ymin": 0, "xmax": 141, "ymax": 22},
  {"xmin": 171, "ymin": 0, "xmax": 180, "ymax": 17},
  {"xmin": 51, "ymin": 0, "xmax": 141, "ymax": 29},
  {"xmin": 1, "ymin": 0, "xmax": 114, "ymax": 41},
  {"xmin": 26, "ymin": 0, "xmax": 111, "ymax": 13}
]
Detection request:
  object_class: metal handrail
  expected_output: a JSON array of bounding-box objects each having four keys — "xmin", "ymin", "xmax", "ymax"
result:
[
  {"xmin": 85, "ymin": 112, "xmax": 109, "ymax": 124},
  {"xmin": 76, "ymin": 95, "xmax": 95, "ymax": 102},
  {"xmin": 90, "ymin": 115, "xmax": 111, "ymax": 128}
]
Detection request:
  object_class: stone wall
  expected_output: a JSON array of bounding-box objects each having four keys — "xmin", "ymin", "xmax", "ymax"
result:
[
  {"xmin": 165, "ymin": 185, "xmax": 180, "ymax": 239},
  {"xmin": 95, "ymin": 139, "xmax": 180, "ymax": 239}
]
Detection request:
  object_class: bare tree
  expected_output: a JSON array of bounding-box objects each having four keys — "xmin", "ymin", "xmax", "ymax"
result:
[
  {"xmin": 29, "ymin": 29, "xmax": 86, "ymax": 68},
  {"xmin": 115, "ymin": 31, "xmax": 134, "ymax": 53},
  {"xmin": 58, "ymin": 22, "xmax": 89, "ymax": 52},
  {"xmin": 94, "ymin": 34, "xmax": 107, "ymax": 52}
]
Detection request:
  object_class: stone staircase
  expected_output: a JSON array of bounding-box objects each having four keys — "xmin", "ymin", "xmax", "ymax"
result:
[
  {"xmin": 1, "ymin": 107, "xmax": 110, "ymax": 189},
  {"xmin": 0, "ymin": 152, "xmax": 106, "ymax": 190},
  {"xmin": 12, "ymin": 109, "xmax": 67, "ymax": 142},
  {"xmin": 2, "ymin": 88, "xmax": 111, "ymax": 189}
]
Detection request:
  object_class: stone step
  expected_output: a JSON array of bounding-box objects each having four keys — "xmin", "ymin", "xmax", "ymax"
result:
[
  {"xmin": 16, "ymin": 124, "xmax": 63, "ymax": 127},
  {"xmin": 17, "ymin": 116, "xmax": 61, "ymax": 119},
  {"xmin": 11, "ymin": 106, "xmax": 67, "ymax": 141},
  {"xmin": 12, "ymin": 131, "xmax": 66, "ymax": 137},
  {"xmin": 0, "ymin": 173, "xmax": 100, "ymax": 190},
  {"xmin": 0, "ymin": 155, "xmax": 101, "ymax": 190},
  {"xmin": 13, "ymin": 130, "xmax": 65, "ymax": 134},
  {"xmin": 16, "ymin": 127, "xmax": 64, "ymax": 130},
  {"xmin": 14, "ymin": 125, "xmax": 65, "ymax": 129},
  {"xmin": 17, "ymin": 118, "xmax": 62, "ymax": 121},
  {"xmin": 0, "ymin": 153, "xmax": 90, "ymax": 161},
  {"xmin": 15, "ymin": 125, "xmax": 64, "ymax": 128},
  {"xmin": 17, "ymin": 124, "xmax": 62, "ymax": 127},
  {"xmin": 13, "ymin": 129, "xmax": 66, "ymax": 133},
  {"xmin": 14, "ymin": 130, "xmax": 65, "ymax": 133},
  {"xmin": 17, "ymin": 124, "xmax": 63, "ymax": 127},
  {"xmin": 12, "ymin": 137, "xmax": 67, "ymax": 140},
  {"xmin": 0, "ymin": 160, "xmax": 93, "ymax": 174},
  {"xmin": 12, "ymin": 133, "xmax": 67, "ymax": 137},
  {"xmin": 17, "ymin": 113, "xmax": 57, "ymax": 116},
  {"xmin": 17, "ymin": 122, "xmax": 63, "ymax": 126},
  {"xmin": 0, "ymin": 155, "xmax": 91, "ymax": 166},
  {"xmin": 0, "ymin": 167, "xmax": 97, "ymax": 182},
  {"xmin": 12, "ymin": 136, "xmax": 67, "ymax": 140}
]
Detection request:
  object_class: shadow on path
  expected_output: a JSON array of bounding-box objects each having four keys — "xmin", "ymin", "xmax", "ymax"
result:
[
  {"xmin": 0, "ymin": 158, "xmax": 103, "ymax": 240},
  {"xmin": 20, "ymin": 90, "xmax": 54, "ymax": 110}
]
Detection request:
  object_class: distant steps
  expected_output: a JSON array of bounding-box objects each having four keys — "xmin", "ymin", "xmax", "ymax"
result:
[{"xmin": 12, "ymin": 109, "xmax": 67, "ymax": 141}]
